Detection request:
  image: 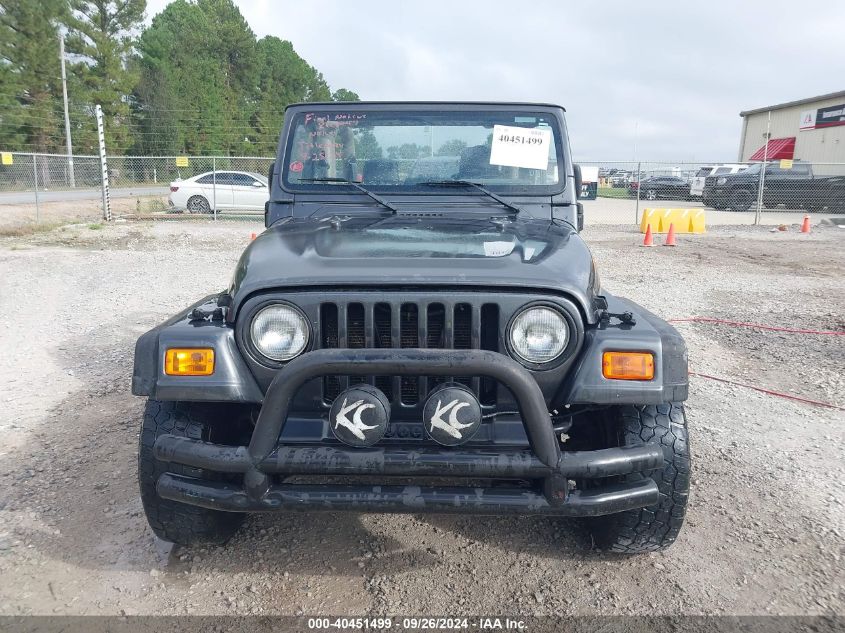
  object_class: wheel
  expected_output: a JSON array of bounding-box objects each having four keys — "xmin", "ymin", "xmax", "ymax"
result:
[
  {"xmin": 138, "ymin": 399, "xmax": 250, "ymax": 545},
  {"xmin": 645, "ymin": 189, "xmax": 657, "ymax": 201},
  {"xmin": 585, "ymin": 403, "xmax": 691, "ymax": 553},
  {"xmin": 729, "ymin": 189, "xmax": 754, "ymax": 212},
  {"xmin": 186, "ymin": 195, "xmax": 212, "ymax": 214}
]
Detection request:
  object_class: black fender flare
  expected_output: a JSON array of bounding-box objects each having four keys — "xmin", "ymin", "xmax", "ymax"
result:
[
  {"xmin": 554, "ymin": 292, "xmax": 688, "ymax": 406},
  {"xmin": 132, "ymin": 295, "xmax": 264, "ymax": 403}
]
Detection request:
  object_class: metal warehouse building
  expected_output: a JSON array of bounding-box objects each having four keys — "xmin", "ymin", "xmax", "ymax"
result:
[{"xmin": 738, "ymin": 90, "xmax": 845, "ymax": 166}]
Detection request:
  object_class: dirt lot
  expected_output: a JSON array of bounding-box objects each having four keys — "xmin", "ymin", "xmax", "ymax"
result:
[{"xmin": 0, "ymin": 220, "xmax": 842, "ymax": 616}]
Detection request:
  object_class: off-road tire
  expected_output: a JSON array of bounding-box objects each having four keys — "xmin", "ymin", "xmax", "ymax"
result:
[
  {"xmin": 138, "ymin": 399, "xmax": 248, "ymax": 546},
  {"xmin": 587, "ymin": 403, "xmax": 690, "ymax": 553}
]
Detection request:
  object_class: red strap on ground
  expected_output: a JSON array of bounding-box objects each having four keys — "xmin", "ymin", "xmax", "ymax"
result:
[
  {"xmin": 669, "ymin": 317, "xmax": 844, "ymax": 336},
  {"xmin": 688, "ymin": 372, "xmax": 845, "ymax": 411}
]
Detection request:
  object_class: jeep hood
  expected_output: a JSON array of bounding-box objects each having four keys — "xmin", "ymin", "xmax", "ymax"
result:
[{"xmin": 228, "ymin": 215, "xmax": 601, "ymax": 323}]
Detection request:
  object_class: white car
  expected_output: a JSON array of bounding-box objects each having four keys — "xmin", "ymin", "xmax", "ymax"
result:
[
  {"xmin": 689, "ymin": 164, "xmax": 747, "ymax": 199},
  {"xmin": 168, "ymin": 171, "xmax": 268, "ymax": 213}
]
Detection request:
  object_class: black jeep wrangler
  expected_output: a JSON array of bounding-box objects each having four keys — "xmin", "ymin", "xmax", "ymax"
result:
[{"xmin": 134, "ymin": 102, "xmax": 690, "ymax": 553}]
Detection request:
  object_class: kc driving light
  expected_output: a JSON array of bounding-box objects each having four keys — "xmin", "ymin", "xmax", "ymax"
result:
[
  {"xmin": 250, "ymin": 304, "xmax": 309, "ymax": 361},
  {"xmin": 509, "ymin": 306, "xmax": 569, "ymax": 364}
]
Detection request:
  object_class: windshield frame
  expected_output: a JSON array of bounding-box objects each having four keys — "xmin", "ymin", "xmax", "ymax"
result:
[{"xmin": 278, "ymin": 104, "xmax": 568, "ymax": 198}]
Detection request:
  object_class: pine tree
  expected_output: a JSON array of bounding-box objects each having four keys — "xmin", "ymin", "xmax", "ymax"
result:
[
  {"xmin": 252, "ymin": 36, "xmax": 338, "ymax": 154},
  {"xmin": 332, "ymin": 88, "xmax": 360, "ymax": 102},
  {"xmin": 65, "ymin": 0, "xmax": 146, "ymax": 153},
  {"xmin": 0, "ymin": 0, "xmax": 67, "ymax": 153},
  {"xmin": 136, "ymin": 0, "xmax": 258, "ymax": 154}
]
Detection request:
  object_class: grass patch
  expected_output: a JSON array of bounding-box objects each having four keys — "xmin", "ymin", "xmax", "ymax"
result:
[
  {"xmin": 0, "ymin": 220, "xmax": 72, "ymax": 238},
  {"xmin": 136, "ymin": 197, "xmax": 169, "ymax": 214},
  {"xmin": 88, "ymin": 223, "xmax": 104, "ymax": 230},
  {"xmin": 597, "ymin": 187, "xmax": 631, "ymax": 199}
]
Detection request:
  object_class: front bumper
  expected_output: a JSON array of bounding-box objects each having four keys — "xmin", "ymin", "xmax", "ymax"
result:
[
  {"xmin": 703, "ymin": 187, "xmax": 731, "ymax": 206},
  {"xmin": 154, "ymin": 348, "xmax": 663, "ymax": 516}
]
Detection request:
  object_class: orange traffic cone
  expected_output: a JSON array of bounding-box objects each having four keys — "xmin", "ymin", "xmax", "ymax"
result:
[
  {"xmin": 641, "ymin": 224, "xmax": 654, "ymax": 247},
  {"xmin": 800, "ymin": 216, "xmax": 811, "ymax": 234},
  {"xmin": 250, "ymin": 232, "xmax": 257, "ymax": 240},
  {"xmin": 664, "ymin": 223, "xmax": 677, "ymax": 246}
]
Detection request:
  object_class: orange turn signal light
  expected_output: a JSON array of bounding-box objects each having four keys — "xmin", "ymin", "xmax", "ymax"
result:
[
  {"xmin": 164, "ymin": 348, "xmax": 215, "ymax": 376},
  {"xmin": 602, "ymin": 351, "xmax": 654, "ymax": 381}
]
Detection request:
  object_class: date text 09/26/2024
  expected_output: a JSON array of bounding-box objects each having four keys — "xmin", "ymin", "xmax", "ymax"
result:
[{"xmin": 307, "ymin": 617, "xmax": 527, "ymax": 630}]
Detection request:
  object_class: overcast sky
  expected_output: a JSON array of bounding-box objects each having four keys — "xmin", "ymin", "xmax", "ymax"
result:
[{"xmin": 146, "ymin": 0, "xmax": 845, "ymax": 162}]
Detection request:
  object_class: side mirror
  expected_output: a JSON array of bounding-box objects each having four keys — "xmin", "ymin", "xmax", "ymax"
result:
[
  {"xmin": 573, "ymin": 164, "xmax": 583, "ymax": 200},
  {"xmin": 253, "ymin": 181, "xmax": 264, "ymax": 188}
]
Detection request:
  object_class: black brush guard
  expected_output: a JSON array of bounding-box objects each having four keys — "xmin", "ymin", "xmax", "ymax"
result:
[{"xmin": 154, "ymin": 349, "xmax": 663, "ymax": 515}]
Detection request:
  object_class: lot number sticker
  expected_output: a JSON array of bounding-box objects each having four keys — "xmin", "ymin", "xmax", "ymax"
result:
[{"xmin": 489, "ymin": 125, "xmax": 551, "ymax": 170}]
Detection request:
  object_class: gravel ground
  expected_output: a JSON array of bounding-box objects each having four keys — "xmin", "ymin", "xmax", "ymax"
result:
[{"xmin": 0, "ymin": 219, "xmax": 842, "ymax": 616}]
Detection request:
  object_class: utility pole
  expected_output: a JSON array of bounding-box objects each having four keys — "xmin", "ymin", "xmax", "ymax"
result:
[{"xmin": 59, "ymin": 34, "xmax": 75, "ymax": 188}]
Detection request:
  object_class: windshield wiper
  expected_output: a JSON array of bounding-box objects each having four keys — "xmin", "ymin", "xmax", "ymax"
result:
[
  {"xmin": 420, "ymin": 180, "xmax": 523, "ymax": 215},
  {"xmin": 298, "ymin": 177, "xmax": 398, "ymax": 214}
]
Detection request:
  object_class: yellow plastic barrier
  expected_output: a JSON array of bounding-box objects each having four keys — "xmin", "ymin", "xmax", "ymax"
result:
[
  {"xmin": 639, "ymin": 208, "xmax": 666, "ymax": 233},
  {"xmin": 687, "ymin": 209, "xmax": 706, "ymax": 234},
  {"xmin": 640, "ymin": 208, "xmax": 705, "ymax": 234}
]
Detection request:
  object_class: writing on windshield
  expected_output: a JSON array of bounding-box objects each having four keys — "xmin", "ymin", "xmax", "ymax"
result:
[{"xmin": 283, "ymin": 110, "xmax": 563, "ymax": 192}]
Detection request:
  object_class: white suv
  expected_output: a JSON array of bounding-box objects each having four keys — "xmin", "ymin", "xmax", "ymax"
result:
[{"xmin": 690, "ymin": 164, "xmax": 747, "ymax": 199}]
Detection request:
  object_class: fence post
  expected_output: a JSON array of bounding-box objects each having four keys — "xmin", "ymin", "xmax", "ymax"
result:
[
  {"xmin": 635, "ymin": 161, "xmax": 642, "ymax": 225},
  {"xmin": 754, "ymin": 111, "xmax": 771, "ymax": 225},
  {"xmin": 755, "ymin": 158, "xmax": 767, "ymax": 226},
  {"xmin": 95, "ymin": 105, "xmax": 111, "ymax": 222},
  {"xmin": 33, "ymin": 154, "xmax": 40, "ymax": 223},
  {"xmin": 212, "ymin": 156, "xmax": 217, "ymax": 221}
]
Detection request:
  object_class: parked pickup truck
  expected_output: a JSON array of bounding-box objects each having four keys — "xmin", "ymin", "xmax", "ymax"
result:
[{"xmin": 703, "ymin": 161, "xmax": 845, "ymax": 212}]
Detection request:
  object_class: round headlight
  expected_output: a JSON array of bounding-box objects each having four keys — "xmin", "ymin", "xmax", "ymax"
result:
[
  {"xmin": 250, "ymin": 304, "xmax": 309, "ymax": 361},
  {"xmin": 509, "ymin": 306, "xmax": 569, "ymax": 364}
]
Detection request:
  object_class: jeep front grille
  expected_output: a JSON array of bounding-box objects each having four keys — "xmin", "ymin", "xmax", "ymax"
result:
[{"xmin": 319, "ymin": 301, "xmax": 499, "ymax": 407}]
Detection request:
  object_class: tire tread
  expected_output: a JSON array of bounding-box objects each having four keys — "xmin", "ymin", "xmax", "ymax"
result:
[
  {"xmin": 138, "ymin": 400, "xmax": 244, "ymax": 546},
  {"xmin": 590, "ymin": 402, "xmax": 691, "ymax": 553}
]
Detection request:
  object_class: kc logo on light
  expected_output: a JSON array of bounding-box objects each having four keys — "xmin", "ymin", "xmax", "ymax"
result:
[
  {"xmin": 428, "ymin": 398, "xmax": 473, "ymax": 439},
  {"xmin": 334, "ymin": 398, "xmax": 378, "ymax": 441}
]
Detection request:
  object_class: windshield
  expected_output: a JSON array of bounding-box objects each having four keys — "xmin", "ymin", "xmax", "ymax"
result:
[{"xmin": 282, "ymin": 109, "xmax": 564, "ymax": 194}]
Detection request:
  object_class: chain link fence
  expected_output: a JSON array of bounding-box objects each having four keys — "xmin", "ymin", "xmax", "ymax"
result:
[
  {"xmin": 2, "ymin": 152, "xmax": 843, "ymax": 232},
  {"xmin": 579, "ymin": 160, "xmax": 845, "ymax": 226}
]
